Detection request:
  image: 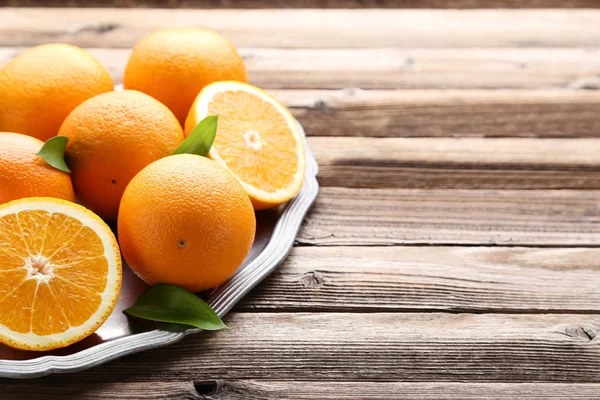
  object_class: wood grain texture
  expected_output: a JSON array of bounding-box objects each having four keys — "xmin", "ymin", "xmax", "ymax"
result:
[
  {"xmin": 5, "ymin": 43, "xmax": 599, "ymax": 134},
  {"xmin": 4, "ymin": 381, "xmax": 600, "ymax": 400},
  {"xmin": 203, "ymin": 381, "xmax": 600, "ymax": 400},
  {"xmin": 237, "ymin": 246, "xmax": 600, "ymax": 312},
  {"xmin": 233, "ymin": 48, "xmax": 600, "ymax": 90},
  {"xmin": 275, "ymin": 89, "xmax": 600, "ymax": 138},
  {"xmin": 4, "ymin": 47, "xmax": 599, "ymax": 90},
  {"xmin": 1, "ymin": 9, "xmax": 600, "ymax": 48},
  {"xmin": 298, "ymin": 188, "xmax": 600, "ymax": 245},
  {"xmin": 308, "ymin": 137, "xmax": 600, "ymax": 189},
  {"xmin": 3, "ymin": 0, "xmax": 600, "ymax": 8},
  {"xmin": 2, "ymin": 5, "xmax": 600, "ymax": 391},
  {"xmin": 1, "ymin": 381, "xmax": 201, "ymax": 400},
  {"xmin": 13, "ymin": 313, "xmax": 598, "ymax": 383}
]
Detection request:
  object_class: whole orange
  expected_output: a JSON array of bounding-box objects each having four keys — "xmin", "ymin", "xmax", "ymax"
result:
[
  {"xmin": 123, "ymin": 28, "xmax": 247, "ymax": 125},
  {"xmin": 118, "ymin": 154, "xmax": 256, "ymax": 293},
  {"xmin": 59, "ymin": 90, "xmax": 184, "ymax": 221},
  {"xmin": 0, "ymin": 132, "xmax": 75, "ymax": 204},
  {"xmin": 0, "ymin": 44, "xmax": 113, "ymax": 141}
]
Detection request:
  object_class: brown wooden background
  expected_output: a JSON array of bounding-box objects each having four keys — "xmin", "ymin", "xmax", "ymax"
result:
[{"xmin": 1, "ymin": 1, "xmax": 600, "ymax": 399}]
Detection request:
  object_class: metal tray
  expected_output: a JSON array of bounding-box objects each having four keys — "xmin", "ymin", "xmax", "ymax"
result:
[{"xmin": 0, "ymin": 122, "xmax": 319, "ymax": 379}]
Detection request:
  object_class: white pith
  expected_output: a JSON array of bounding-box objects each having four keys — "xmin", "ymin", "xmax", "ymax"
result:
[
  {"xmin": 0, "ymin": 199, "xmax": 121, "ymax": 347},
  {"xmin": 243, "ymin": 129, "xmax": 263, "ymax": 151},
  {"xmin": 193, "ymin": 81, "xmax": 306, "ymax": 201},
  {"xmin": 25, "ymin": 255, "xmax": 55, "ymax": 283}
]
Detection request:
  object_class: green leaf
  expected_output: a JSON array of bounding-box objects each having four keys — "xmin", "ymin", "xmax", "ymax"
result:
[
  {"xmin": 123, "ymin": 283, "xmax": 228, "ymax": 331},
  {"xmin": 36, "ymin": 136, "xmax": 71, "ymax": 173},
  {"xmin": 173, "ymin": 115, "xmax": 218, "ymax": 157}
]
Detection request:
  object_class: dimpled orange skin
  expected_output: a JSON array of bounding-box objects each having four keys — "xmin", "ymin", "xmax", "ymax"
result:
[
  {"xmin": 118, "ymin": 154, "xmax": 256, "ymax": 293},
  {"xmin": 0, "ymin": 132, "xmax": 75, "ymax": 204},
  {"xmin": 0, "ymin": 44, "xmax": 114, "ymax": 141},
  {"xmin": 123, "ymin": 28, "xmax": 247, "ymax": 125},
  {"xmin": 59, "ymin": 90, "xmax": 184, "ymax": 221}
]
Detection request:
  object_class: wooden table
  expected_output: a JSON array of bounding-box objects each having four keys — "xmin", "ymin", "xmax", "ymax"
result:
[{"xmin": 2, "ymin": 3, "xmax": 600, "ymax": 399}]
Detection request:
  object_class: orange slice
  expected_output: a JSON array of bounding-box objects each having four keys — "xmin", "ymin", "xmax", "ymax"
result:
[
  {"xmin": 185, "ymin": 81, "xmax": 306, "ymax": 210},
  {"xmin": 0, "ymin": 197, "xmax": 121, "ymax": 351}
]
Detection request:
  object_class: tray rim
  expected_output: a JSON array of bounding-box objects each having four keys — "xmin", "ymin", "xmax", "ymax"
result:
[{"xmin": 0, "ymin": 121, "xmax": 319, "ymax": 379}]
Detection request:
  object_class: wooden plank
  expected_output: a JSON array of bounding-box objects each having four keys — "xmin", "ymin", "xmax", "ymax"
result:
[
  {"xmin": 3, "ymin": 0, "xmax": 600, "ymax": 9},
  {"xmin": 241, "ymin": 48, "xmax": 600, "ymax": 90},
  {"xmin": 237, "ymin": 246, "xmax": 600, "ymax": 312},
  {"xmin": 200, "ymin": 381, "xmax": 600, "ymax": 400},
  {"xmin": 4, "ymin": 47, "xmax": 599, "ymax": 90},
  {"xmin": 21, "ymin": 313, "xmax": 599, "ymax": 382},
  {"xmin": 7, "ymin": 46, "xmax": 596, "ymax": 113},
  {"xmin": 160, "ymin": 381, "xmax": 600, "ymax": 400},
  {"xmin": 4, "ymin": 381, "xmax": 600, "ymax": 400},
  {"xmin": 298, "ymin": 188, "xmax": 600, "ymax": 245},
  {"xmin": 1, "ymin": 9, "xmax": 600, "ymax": 48},
  {"xmin": 276, "ymin": 89, "xmax": 600, "ymax": 138},
  {"xmin": 1, "ymin": 381, "xmax": 201, "ymax": 400},
  {"xmin": 308, "ymin": 137, "xmax": 600, "ymax": 189}
]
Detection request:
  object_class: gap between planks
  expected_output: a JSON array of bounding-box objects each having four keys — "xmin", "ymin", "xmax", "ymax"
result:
[
  {"xmin": 3, "ymin": 47, "xmax": 599, "ymax": 90},
  {"xmin": 6, "ymin": 45, "xmax": 599, "ymax": 137},
  {"xmin": 4, "ymin": 46, "xmax": 600, "ymax": 136},
  {"xmin": 1, "ymin": 9, "xmax": 600, "ymax": 48},
  {"xmin": 3, "ymin": 380, "xmax": 600, "ymax": 400}
]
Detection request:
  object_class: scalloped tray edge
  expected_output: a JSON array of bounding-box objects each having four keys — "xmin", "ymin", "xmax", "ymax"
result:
[{"xmin": 0, "ymin": 121, "xmax": 319, "ymax": 379}]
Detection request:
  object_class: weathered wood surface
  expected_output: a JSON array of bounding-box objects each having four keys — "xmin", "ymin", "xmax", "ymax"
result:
[
  {"xmin": 309, "ymin": 137, "xmax": 600, "ymax": 189},
  {"xmin": 2, "ymin": 382, "xmax": 201, "ymax": 399},
  {"xmin": 198, "ymin": 381, "xmax": 600, "ymax": 400},
  {"xmin": 6, "ymin": 313, "xmax": 596, "ymax": 383},
  {"xmin": 4, "ymin": 381, "xmax": 600, "ymax": 400},
  {"xmin": 298, "ymin": 188, "xmax": 600, "ymax": 245},
  {"xmin": 237, "ymin": 246, "xmax": 600, "ymax": 312},
  {"xmin": 2, "ymin": 5, "xmax": 600, "ymax": 397},
  {"xmin": 5, "ymin": 47, "xmax": 600, "ymax": 136},
  {"xmin": 4, "ymin": 0, "xmax": 600, "ymax": 8},
  {"xmin": 1, "ymin": 9, "xmax": 600, "ymax": 48},
  {"xmin": 4, "ymin": 47, "xmax": 599, "ymax": 90},
  {"xmin": 244, "ymin": 48, "xmax": 600, "ymax": 90}
]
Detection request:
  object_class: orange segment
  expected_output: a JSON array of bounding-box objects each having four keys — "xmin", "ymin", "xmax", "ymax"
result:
[
  {"xmin": 0, "ymin": 280, "xmax": 37, "ymax": 334},
  {"xmin": 0, "ymin": 269, "xmax": 27, "ymax": 298},
  {"xmin": 31, "ymin": 284, "xmax": 70, "ymax": 336},
  {"xmin": 0, "ymin": 214, "xmax": 29, "ymax": 264},
  {"xmin": 50, "ymin": 278, "xmax": 103, "ymax": 328},
  {"xmin": 185, "ymin": 81, "xmax": 306, "ymax": 210},
  {"xmin": 0, "ymin": 198, "xmax": 121, "ymax": 351}
]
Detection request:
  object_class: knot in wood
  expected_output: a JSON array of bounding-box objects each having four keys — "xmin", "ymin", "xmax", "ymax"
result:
[
  {"xmin": 193, "ymin": 380, "xmax": 218, "ymax": 396},
  {"xmin": 76, "ymin": 22, "xmax": 119, "ymax": 34},
  {"xmin": 312, "ymin": 99, "xmax": 329, "ymax": 111},
  {"xmin": 299, "ymin": 271, "xmax": 325, "ymax": 289},
  {"xmin": 564, "ymin": 326, "xmax": 597, "ymax": 341}
]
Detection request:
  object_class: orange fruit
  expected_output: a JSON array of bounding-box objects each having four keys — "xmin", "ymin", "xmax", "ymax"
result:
[
  {"xmin": 0, "ymin": 197, "xmax": 121, "ymax": 351},
  {"xmin": 0, "ymin": 132, "xmax": 75, "ymax": 205},
  {"xmin": 118, "ymin": 154, "xmax": 256, "ymax": 293},
  {"xmin": 0, "ymin": 44, "xmax": 114, "ymax": 141},
  {"xmin": 59, "ymin": 90, "xmax": 184, "ymax": 221},
  {"xmin": 123, "ymin": 28, "xmax": 247, "ymax": 125},
  {"xmin": 185, "ymin": 81, "xmax": 306, "ymax": 210}
]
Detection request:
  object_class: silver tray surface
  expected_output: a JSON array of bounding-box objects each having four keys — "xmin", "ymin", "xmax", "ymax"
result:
[{"xmin": 0, "ymin": 122, "xmax": 319, "ymax": 379}]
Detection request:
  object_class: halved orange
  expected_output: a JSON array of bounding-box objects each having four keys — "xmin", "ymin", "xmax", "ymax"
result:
[
  {"xmin": 184, "ymin": 81, "xmax": 306, "ymax": 210},
  {"xmin": 0, "ymin": 197, "xmax": 121, "ymax": 351}
]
